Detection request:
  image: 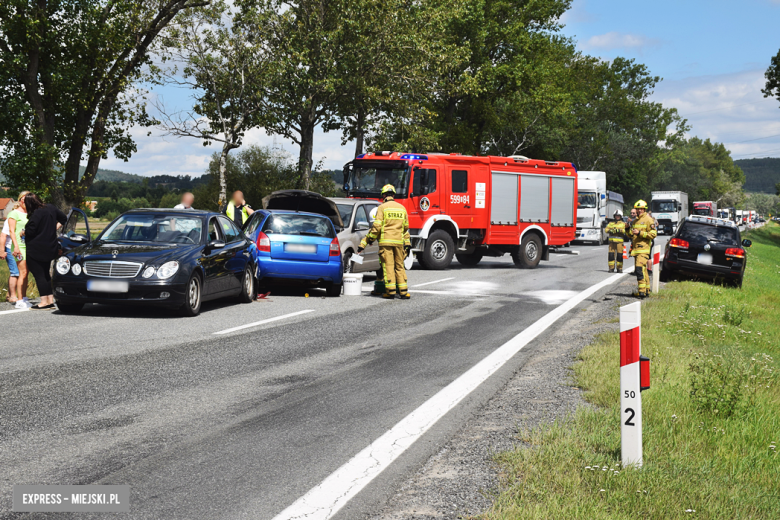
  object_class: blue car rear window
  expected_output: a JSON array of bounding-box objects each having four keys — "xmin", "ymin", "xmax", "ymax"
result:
[{"xmin": 263, "ymin": 214, "xmax": 335, "ymax": 239}]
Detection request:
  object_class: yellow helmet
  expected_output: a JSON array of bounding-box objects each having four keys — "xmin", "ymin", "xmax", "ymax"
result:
[
  {"xmin": 381, "ymin": 184, "xmax": 396, "ymax": 195},
  {"xmin": 634, "ymin": 199, "xmax": 648, "ymax": 210}
]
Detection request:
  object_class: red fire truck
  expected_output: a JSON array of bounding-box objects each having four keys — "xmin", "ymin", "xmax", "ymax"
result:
[{"xmin": 342, "ymin": 152, "xmax": 578, "ymax": 270}]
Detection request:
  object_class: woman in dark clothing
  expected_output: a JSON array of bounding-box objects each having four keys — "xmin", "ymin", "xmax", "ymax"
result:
[{"xmin": 23, "ymin": 193, "xmax": 67, "ymax": 310}]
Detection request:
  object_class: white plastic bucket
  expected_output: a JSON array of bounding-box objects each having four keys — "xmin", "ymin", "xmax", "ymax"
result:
[{"xmin": 342, "ymin": 273, "xmax": 364, "ymax": 296}]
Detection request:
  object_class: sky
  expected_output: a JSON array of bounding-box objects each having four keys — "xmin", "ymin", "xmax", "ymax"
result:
[{"xmin": 100, "ymin": 0, "xmax": 780, "ymax": 178}]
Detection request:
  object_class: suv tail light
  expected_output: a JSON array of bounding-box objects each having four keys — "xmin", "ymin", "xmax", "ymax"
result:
[
  {"xmin": 329, "ymin": 237, "xmax": 341, "ymax": 256},
  {"xmin": 725, "ymin": 248, "xmax": 745, "ymax": 258},
  {"xmin": 256, "ymin": 231, "xmax": 271, "ymax": 252},
  {"xmin": 669, "ymin": 238, "xmax": 689, "ymax": 248}
]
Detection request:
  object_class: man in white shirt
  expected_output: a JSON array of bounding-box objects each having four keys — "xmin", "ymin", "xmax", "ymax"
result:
[{"xmin": 174, "ymin": 192, "xmax": 194, "ymax": 210}]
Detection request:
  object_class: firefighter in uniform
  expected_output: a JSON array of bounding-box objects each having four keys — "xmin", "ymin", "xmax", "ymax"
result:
[
  {"xmin": 605, "ymin": 210, "xmax": 626, "ymax": 272},
  {"xmin": 629, "ymin": 200, "xmax": 657, "ymax": 298},
  {"xmin": 358, "ymin": 185, "xmax": 412, "ymax": 299}
]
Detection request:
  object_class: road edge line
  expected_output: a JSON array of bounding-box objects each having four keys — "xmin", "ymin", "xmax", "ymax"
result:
[{"xmin": 272, "ymin": 273, "xmax": 628, "ymax": 520}]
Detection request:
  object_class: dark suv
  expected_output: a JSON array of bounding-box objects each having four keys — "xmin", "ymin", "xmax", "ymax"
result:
[{"xmin": 661, "ymin": 216, "xmax": 751, "ymax": 288}]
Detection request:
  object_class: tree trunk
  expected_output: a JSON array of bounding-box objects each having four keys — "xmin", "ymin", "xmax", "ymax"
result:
[
  {"xmin": 218, "ymin": 143, "xmax": 231, "ymax": 210},
  {"xmin": 298, "ymin": 117, "xmax": 315, "ymax": 191},
  {"xmin": 354, "ymin": 108, "xmax": 365, "ymax": 158}
]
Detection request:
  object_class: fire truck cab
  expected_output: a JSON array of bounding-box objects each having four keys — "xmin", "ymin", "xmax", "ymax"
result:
[{"xmin": 342, "ymin": 152, "xmax": 578, "ymax": 270}]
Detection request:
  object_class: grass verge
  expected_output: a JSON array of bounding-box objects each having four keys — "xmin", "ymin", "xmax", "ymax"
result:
[{"xmin": 481, "ymin": 223, "xmax": 780, "ymax": 519}]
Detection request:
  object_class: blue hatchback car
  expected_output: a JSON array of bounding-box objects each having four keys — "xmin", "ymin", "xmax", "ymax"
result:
[{"xmin": 242, "ymin": 193, "xmax": 344, "ymax": 296}]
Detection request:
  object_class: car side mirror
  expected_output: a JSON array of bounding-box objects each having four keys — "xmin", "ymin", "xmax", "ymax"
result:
[
  {"xmin": 70, "ymin": 233, "xmax": 89, "ymax": 243},
  {"xmin": 207, "ymin": 239, "xmax": 225, "ymax": 251},
  {"xmin": 742, "ymin": 239, "xmax": 752, "ymax": 248},
  {"xmin": 355, "ymin": 221, "xmax": 370, "ymax": 231}
]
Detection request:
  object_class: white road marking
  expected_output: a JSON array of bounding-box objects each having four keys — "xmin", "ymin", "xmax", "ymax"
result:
[
  {"xmin": 0, "ymin": 307, "xmax": 30, "ymax": 315},
  {"xmin": 410, "ymin": 289, "xmax": 491, "ymax": 297},
  {"xmin": 520, "ymin": 290, "xmax": 580, "ymax": 305},
  {"xmin": 213, "ymin": 310, "xmax": 315, "ymax": 335},
  {"xmin": 271, "ymin": 272, "xmax": 628, "ymax": 520},
  {"xmin": 412, "ymin": 277, "xmax": 455, "ymax": 288}
]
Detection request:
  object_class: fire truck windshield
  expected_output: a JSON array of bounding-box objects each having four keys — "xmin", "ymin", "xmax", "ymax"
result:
[
  {"xmin": 346, "ymin": 160, "xmax": 411, "ymax": 198},
  {"xmin": 577, "ymin": 191, "xmax": 597, "ymax": 209}
]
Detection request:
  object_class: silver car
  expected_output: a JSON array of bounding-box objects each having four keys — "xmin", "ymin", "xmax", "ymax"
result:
[{"xmin": 331, "ymin": 198, "xmax": 381, "ymax": 273}]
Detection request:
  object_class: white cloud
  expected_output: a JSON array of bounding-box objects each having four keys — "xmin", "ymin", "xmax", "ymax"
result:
[
  {"xmin": 583, "ymin": 31, "xmax": 659, "ymax": 52},
  {"xmin": 652, "ymin": 68, "xmax": 780, "ymax": 159}
]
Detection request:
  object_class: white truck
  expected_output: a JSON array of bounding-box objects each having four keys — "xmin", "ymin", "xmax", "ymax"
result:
[
  {"xmin": 576, "ymin": 171, "xmax": 624, "ymax": 244},
  {"xmin": 650, "ymin": 191, "xmax": 688, "ymax": 235}
]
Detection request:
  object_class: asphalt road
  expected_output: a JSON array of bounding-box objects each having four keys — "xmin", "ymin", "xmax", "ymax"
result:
[{"xmin": 0, "ymin": 239, "xmax": 666, "ymax": 519}]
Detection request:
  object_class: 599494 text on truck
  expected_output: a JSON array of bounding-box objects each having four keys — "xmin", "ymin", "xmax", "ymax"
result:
[{"xmin": 342, "ymin": 152, "xmax": 578, "ymax": 270}]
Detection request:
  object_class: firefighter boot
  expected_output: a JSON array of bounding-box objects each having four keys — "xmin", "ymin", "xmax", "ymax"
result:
[
  {"xmin": 399, "ymin": 292, "xmax": 411, "ymax": 299},
  {"xmin": 382, "ymin": 292, "xmax": 396, "ymax": 299}
]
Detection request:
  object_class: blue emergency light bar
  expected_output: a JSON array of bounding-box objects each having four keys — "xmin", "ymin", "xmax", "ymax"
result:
[{"xmin": 400, "ymin": 154, "xmax": 428, "ymax": 161}]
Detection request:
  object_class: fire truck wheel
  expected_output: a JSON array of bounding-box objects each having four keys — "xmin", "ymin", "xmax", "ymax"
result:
[
  {"xmin": 513, "ymin": 234, "xmax": 542, "ymax": 269},
  {"xmin": 421, "ymin": 230, "xmax": 455, "ymax": 270},
  {"xmin": 455, "ymin": 252, "xmax": 483, "ymax": 266}
]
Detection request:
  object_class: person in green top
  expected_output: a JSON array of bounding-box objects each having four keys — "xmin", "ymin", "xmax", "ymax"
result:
[{"xmin": 7, "ymin": 190, "xmax": 30, "ymax": 304}]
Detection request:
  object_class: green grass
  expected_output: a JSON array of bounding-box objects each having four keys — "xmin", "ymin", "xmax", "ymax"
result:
[{"xmin": 481, "ymin": 223, "xmax": 780, "ymax": 520}]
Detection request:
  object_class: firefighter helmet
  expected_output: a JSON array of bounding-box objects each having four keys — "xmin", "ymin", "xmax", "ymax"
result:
[
  {"xmin": 634, "ymin": 199, "xmax": 648, "ymax": 210},
  {"xmin": 614, "ymin": 210, "xmax": 623, "ymax": 219},
  {"xmin": 381, "ymin": 184, "xmax": 396, "ymax": 195}
]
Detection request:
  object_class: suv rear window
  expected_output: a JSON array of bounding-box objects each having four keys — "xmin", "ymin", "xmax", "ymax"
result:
[
  {"xmin": 679, "ymin": 222, "xmax": 738, "ymax": 246},
  {"xmin": 262, "ymin": 213, "xmax": 335, "ymax": 238}
]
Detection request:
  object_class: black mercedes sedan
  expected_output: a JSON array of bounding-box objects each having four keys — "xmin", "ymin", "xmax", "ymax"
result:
[
  {"xmin": 660, "ymin": 215, "xmax": 751, "ymax": 288},
  {"xmin": 53, "ymin": 209, "xmax": 257, "ymax": 316}
]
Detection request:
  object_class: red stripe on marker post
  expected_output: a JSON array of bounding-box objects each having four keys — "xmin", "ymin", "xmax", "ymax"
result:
[{"xmin": 619, "ymin": 328, "xmax": 640, "ymax": 366}]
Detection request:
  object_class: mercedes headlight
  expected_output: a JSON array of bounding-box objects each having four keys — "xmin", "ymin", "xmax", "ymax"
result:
[
  {"xmin": 142, "ymin": 266, "xmax": 155, "ymax": 278},
  {"xmin": 56, "ymin": 257, "xmax": 71, "ymax": 275},
  {"xmin": 157, "ymin": 261, "xmax": 179, "ymax": 279},
  {"xmin": 71, "ymin": 263, "xmax": 82, "ymax": 276}
]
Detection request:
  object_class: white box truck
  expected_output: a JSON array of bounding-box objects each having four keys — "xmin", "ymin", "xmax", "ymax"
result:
[
  {"xmin": 650, "ymin": 191, "xmax": 688, "ymax": 235},
  {"xmin": 576, "ymin": 171, "xmax": 624, "ymax": 244}
]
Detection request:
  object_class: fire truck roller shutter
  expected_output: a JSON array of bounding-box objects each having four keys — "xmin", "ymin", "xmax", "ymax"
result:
[
  {"xmin": 550, "ymin": 177, "xmax": 575, "ymax": 226},
  {"xmin": 519, "ymin": 175, "xmax": 549, "ymax": 223},
  {"xmin": 490, "ymin": 173, "xmax": 518, "ymax": 225}
]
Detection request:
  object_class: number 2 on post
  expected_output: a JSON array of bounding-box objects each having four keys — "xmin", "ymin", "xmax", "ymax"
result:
[{"xmin": 624, "ymin": 407, "xmax": 636, "ymax": 426}]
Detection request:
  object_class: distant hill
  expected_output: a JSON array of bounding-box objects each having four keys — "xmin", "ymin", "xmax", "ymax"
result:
[
  {"xmin": 79, "ymin": 166, "xmax": 144, "ymax": 183},
  {"xmin": 734, "ymin": 158, "xmax": 780, "ymax": 194}
]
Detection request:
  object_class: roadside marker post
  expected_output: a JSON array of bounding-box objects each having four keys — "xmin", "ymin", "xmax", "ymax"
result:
[
  {"xmin": 651, "ymin": 244, "xmax": 662, "ymax": 293},
  {"xmin": 620, "ymin": 302, "xmax": 650, "ymax": 468}
]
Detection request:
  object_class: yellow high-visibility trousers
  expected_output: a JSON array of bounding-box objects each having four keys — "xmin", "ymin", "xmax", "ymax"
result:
[
  {"xmin": 379, "ymin": 245, "xmax": 407, "ymax": 295},
  {"xmin": 634, "ymin": 253, "xmax": 650, "ymax": 295},
  {"xmin": 608, "ymin": 240, "xmax": 624, "ymax": 271}
]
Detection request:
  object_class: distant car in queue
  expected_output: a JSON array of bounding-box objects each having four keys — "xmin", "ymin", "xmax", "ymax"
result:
[
  {"xmin": 243, "ymin": 191, "xmax": 344, "ymax": 296},
  {"xmin": 52, "ymin": 209, "xmax": 257, "ymax": 316},
  {"xmin": 661, "ymin": 215, "xmax": 751, "ymax": 288}
]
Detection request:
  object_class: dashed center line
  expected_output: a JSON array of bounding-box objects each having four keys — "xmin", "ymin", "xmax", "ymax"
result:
[{"xmin": 213, "ymin": 310, "xmax": 315, "ymax": 335}]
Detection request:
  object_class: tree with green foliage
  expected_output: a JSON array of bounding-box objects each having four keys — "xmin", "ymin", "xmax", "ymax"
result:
[
  {"xmin": 763, "ymin": 48, "xmax": 780, "ymax": 106},
  {"xmin": 192, "ymin": 145, "xmax": 336, "ymax": 210},
  {"xmin": 0, "ymin": 0, "xmax": 209, "ymax": 210},
  {"xmin": 154, "ymin": 1, "xmax": 271, "ymax": 209},
  {"xmin": 776, "ymin": 181, "xmax": 780, "ymax": 197},
  {"xmin": 653, "ymin": 137, "xmax": 745, "ymax": 205}
]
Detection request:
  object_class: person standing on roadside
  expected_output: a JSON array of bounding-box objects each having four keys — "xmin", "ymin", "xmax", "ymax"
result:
[
  {"xmin": 628, "ymin": 200, "xmax": 657, "ymax": 298},
  {"xmin": 7, "ymin": 191, "xmax": 30, "ymax": 308},
  {"xmin": 23, "ymin": 193, "xmax": 67, "ymax": 310},
  {"xmin": 225, "ymin": 191, "xmax": 254, "ymax": 228},
  {"xmin": 357, "ymin": 184, "xmax": 411, "ymax": 299},
  {"xmin": 174, "ymin": 192, "xmax": 195, "ymax": 209},
  {"xmin": 605, "ymin": 210, "xmax": 627, "ymax": 273},
  {"xmin": 0, "ymin": 204, "xmax": 21, "ymax": 303}
]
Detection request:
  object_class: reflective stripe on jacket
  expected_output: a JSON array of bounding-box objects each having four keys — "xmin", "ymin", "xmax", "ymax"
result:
[
  {"xmin": 360, "ymin": 198, "xmax": 410, "ymax": 248},
  {"xmin": 226, "ymin": 201, "xmax": 250, "ymax": 225},
  {"xmin": 605, "ymin": 221, "xmax": 627, "ymax": 243}
]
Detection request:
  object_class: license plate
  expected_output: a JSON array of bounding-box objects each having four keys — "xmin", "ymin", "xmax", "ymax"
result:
[
  {"xmin": 697, "ymin": 253, "xmax": 713, "ymax": 265},
  {"xmin": 87, "ymin": 280, "xmax": 129, "ymax": 293},
  {"xmin": 285, "ymin": 243, "xmax": 317, "ymax": 254}
]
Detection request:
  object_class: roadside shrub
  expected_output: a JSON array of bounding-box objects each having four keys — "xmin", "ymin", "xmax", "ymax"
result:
[
  {"xmin": 104, "ymin": 210, "xmax": 120, "ymax": 222},
  {"xmin": 722, "ymin": 304, "xmax": 748, "ymax": 326},
  {"xmin": 689, "ymin": 348, "xmax": 775, "ymax": 417}
]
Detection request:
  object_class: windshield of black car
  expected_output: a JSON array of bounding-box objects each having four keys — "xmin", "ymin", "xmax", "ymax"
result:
[
  {"xmin": 679, "ymin": 222, "xmax": 738, "ymax": 246},
  {"xmin": 652, "ymin": 200, "xmax": 677, "ymax": 213},
  {"xmin": 336, "ymin": 204, "xmax": 354, "ymax": 226},
  {"xmin": 578, "ymin": 192, "xmax": 597, "ymax": 209},
  {"xmin": 100, "ymin": 214, "xmax": 203, "ymax": 243},
  {"xmin": 262, "ymin": 214, "xmax": 335, "ymax": 238},
  {"xmin": 350, "ymin": 163, "xmax": 410, "ymax": 197}
]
